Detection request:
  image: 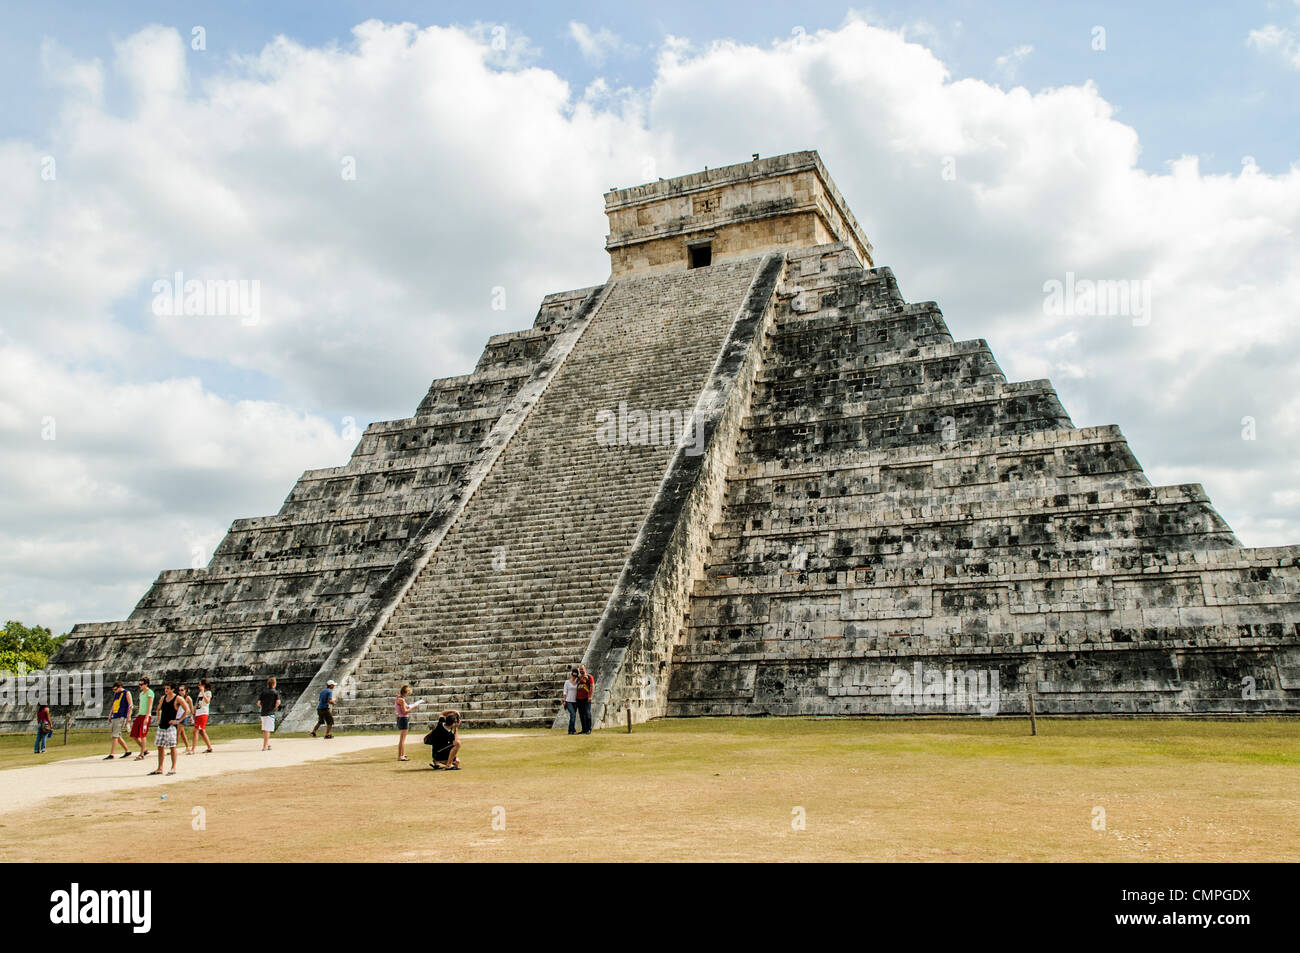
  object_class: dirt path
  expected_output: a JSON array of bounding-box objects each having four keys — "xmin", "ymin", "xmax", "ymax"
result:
[{"xmin": 0, "ymin": 732, "xmax": 524, "ymax": 816}]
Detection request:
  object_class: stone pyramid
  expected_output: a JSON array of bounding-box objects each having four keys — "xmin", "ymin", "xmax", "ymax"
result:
[{"xmin": 9, "ymin": 151, "xmax": 1297, "ymax": 731}]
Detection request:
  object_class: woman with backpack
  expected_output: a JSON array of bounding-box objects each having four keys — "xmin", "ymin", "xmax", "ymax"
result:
[
  {"xmin": 34, "ymin": 702, "xmax": 54, "ymax": 754},
  {"xmin": 425, "ymin": 710, "xmax": 462, "ymax": 770}
]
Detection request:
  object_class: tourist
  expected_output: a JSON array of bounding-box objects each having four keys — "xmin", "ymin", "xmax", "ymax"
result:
[
  {"xmin": 257, "ymin": 676, "xmax": 280, "ymax": 751},
  {"xmin": 131, "ymin": 677, "xmax": 155, "ymax": 760},
  {"xmin": 34, "ymin": 701, "xmax": 53, "ymax": 754},
  {"xmin": 311, "ymin": 679, "xmax": 337, "ymax": 738},
  {"xmin": 426, "ymin": 710, "xmax": 462, "ymax": 769},
  {"xmin": 176, "ymin": 685, "xmax": 196, "ymax": 754},
  {"xmin": 105, "ymin": 680, "xmax": 133, "ymax": 760},
  {"xmin": 575, "ymin": 664, "xmax": 595, "ymax": 734},
  {"xmin": 193, "ymin": 678, "xmax": 214, "ymax": 753},
  {"xmin": 395, "ymin": 684, "xmax": 422, "ymax": 761},
  {"xmin": 148, "ymin": 683, "xmax": 183, "ymax": 776},
  {"xmin": 563, "ymin": 667, "xmax": 580, "ymax": 734}
]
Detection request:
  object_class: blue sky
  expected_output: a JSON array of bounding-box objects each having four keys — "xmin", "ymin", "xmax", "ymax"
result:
[
  {"xmin": 2, "ymin": 3, "xmax": 1299, "ymax": 633},
  {"xmin": 4, "ymin": 1, "xmax": 1298, "ymax": 173}
]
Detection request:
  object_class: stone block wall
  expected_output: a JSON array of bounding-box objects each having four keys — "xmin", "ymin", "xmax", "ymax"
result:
[
  {"xmin": 664, "ymin": 245, "xmax": 1300, "ymax": 717},
  {"xmin": 606, "ymin": 152, "xmax": 873, "ymax": 276}
]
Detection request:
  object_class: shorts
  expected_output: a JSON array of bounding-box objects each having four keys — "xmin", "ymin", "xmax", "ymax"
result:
[
  {"xmin": 194, "ymin": 714, "xmax": 209, "ymax": 730},
  {"xmin": 315, "ymin": 708, "xmax": 334, "ymax": 726},
  {"xmin": 110, "ymin": 718, "xmax": 127, "ymax": 738},
  {"xmin": 396, "ymin": 716, "xmax": 410, "ymax": 731},
  {"xmin": 181, "ymin": 715, "xmax": 194, "ymax": 726},
  {"xmin": 155, "ymin": 726, "xmax": 178, "ymax": 749},
  {"xmin": 130, "ymin": 716, "xmax": 151, "ymax": 739},
  {"xmin": 260, "ymin": 715, "xmax": 276, "ymax": 733},
  {"xmin": 432, "ymin": 742, "xmax": 456, "ymax": 763}
]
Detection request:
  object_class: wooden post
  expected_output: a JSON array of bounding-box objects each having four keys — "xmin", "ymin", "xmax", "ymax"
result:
[
  {"xmin": 63, "ymin": 707, "xmax": 73, "ymax": 745},
  {"xmin": 1026, "ymin": 662, "xmax": 1038, "ymax": 736},
  {"xmin": 626, "ymin": 705, "xmax": 632, "ymax": 733}
]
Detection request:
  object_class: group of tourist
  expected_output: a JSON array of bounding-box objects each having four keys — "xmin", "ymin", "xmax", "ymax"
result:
[
  {"xmin": 32, "ymin": 664, "xmax": 600, "ymax": 771},
  {"xmin": 377, "ymin": 665, "xmax": 593, "ymax": 767},
  {"xmin": 563, "ymin": 664, "xmax": 596, "ymax": 734},
  {"xmin": 97, "ymin": 676, "xmax": 215, "ymax": 774}
]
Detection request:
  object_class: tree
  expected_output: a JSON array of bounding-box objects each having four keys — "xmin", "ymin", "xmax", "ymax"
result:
[{"xmin": 0, "ymin": 620, "xmax": 67, "ymax": 671}]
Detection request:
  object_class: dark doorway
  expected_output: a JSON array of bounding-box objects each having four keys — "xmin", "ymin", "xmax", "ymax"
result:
[{"xmin": 688, "ymin": 243, "xmax": 713, "ymax": 269}]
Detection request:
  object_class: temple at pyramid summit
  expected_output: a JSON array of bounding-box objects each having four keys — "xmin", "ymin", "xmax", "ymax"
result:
[{"xmin": 8, "ymin": 150, "xmax": 1300, "ymax": 731}]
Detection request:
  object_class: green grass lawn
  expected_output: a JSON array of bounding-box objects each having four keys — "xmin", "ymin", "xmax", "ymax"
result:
[{"xmin": 4, "ymin": 716, "xmax": 1297, "ymax": 861}]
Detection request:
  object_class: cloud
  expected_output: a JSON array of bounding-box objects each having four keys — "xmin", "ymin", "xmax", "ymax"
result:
[
  {"xmin": 0, "ymin": 345, "xmax": 355, "ymax": 630},
  {"xmin": 5, "ymin": 15, "xmax": 1300, "ymax": 635},
  {"xmin": 1248, "ymin": 14, "xmax": 1300, "ymax": 68},
  {"xmin": 567, "ymin": 21, "xmax": 631, "ymax": 66},
  {"xmin": 468, "ymin": 20, "xmax": 542, "ymax": 70},
  {"xmin": 993, "ymin": 43, "xmax": 1033, "ymax": 83},
  {"xmin": 2, "ymin": 20, "xmax": 662, "ymax": 631}
]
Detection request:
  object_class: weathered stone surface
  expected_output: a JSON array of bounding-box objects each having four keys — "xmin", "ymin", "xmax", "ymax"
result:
[
  {"xmin": 325, "ymin": 256, "xmax": 770, "ymax": 729},
  {"xmin": 664, "ymin": 243, "xmax": 1300, "ymax": 717},
  {"xmin": 6, "ymin": 150, "xmax": 1297, "ymax": 730},
  {"xmin": 606, "ymin": 152, "xmax": 872, "ymax": 277},
  {"xmin": 0, "ymin": 287, "xmax": 595, "ymax": 728}
]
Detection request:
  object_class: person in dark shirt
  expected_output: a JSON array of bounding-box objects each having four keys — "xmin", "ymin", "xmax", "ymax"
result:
[
  {"xmin": 148, "ymin": 683, "xmax": 183, "ymax": 776},
  {"xmin": 428, "ymin": 710, "xmax": 462, "ymax": 770},
  {"xmin": 257, "ymin": 676, "xmax": 281, "ymax": 751},
  {"xmin": 34, "ymin": 702, "xmax": 53, "ymax": 755},
  {"xmin": 104, "ymin": 681, "xmax": 133, "ymax": 760},
  {"xmin": 575, "ymin": 665, "xmax": 595, "ymax": 734}
]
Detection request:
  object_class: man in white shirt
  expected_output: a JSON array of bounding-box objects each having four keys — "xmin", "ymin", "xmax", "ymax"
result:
[{"xmin": 563, "ymin": 668, "xmax": 580, "ymax": 735}]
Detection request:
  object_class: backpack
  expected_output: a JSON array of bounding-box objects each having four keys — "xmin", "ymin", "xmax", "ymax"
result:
[{"xmin": 422, "ymin": 718, "xmax": 443, "ymax": 746}]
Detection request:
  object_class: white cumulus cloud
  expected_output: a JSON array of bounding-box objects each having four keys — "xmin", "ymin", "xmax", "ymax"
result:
[{"xmin": 4, "ymin": 14, "xmax": 1300, "ymax": 636}]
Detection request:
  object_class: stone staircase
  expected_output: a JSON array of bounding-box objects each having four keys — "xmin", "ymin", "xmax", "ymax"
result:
[
  {"xmin": 666, "ymin": 245, "xmax": 1300, "ymax": 716},
  {"xmin": 331, "ymin": 257, "xmax": 767, "ymax": 729}
]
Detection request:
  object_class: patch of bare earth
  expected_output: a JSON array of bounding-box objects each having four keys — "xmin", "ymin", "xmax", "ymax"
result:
[{"xmin": 4, "ymin": 719, "xmax": 1296, "ymax": 862}]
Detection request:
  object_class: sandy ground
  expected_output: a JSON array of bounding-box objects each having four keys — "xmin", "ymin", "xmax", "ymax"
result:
[
  {"xmin": 2, "ymin": 720, "xmax": 1296, "ymax": 861},
  {"xmin": 0, "ymin": 732, "xmax": 520, "ymax": 817}
]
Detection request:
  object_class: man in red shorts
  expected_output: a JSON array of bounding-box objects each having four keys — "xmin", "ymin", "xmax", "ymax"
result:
[{"xmin": 131, "ymin": 676, "xmax": 155, "ymax": 760}]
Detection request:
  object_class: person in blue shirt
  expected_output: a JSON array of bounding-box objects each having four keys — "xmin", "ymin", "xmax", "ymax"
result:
[
  {"xmin": 311, "ymin": 679, "xmax": 337, "ymax": 738},
  {"xmin": 104, "ymin": 681, "xmax": 133, "ymax": 760}
]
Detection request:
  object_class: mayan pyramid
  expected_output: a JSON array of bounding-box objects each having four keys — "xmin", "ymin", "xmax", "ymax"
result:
[{"xmin": 10, "ymin": 151, "xmax": 1298, "ymax": 731}]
